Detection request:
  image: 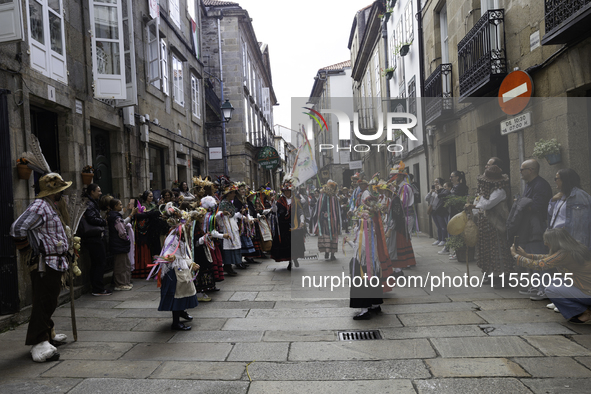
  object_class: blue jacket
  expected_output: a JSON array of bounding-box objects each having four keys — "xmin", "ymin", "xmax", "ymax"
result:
[{"xmin": 548, "ymin": 187, "xmax": 591, "ymax": 249}]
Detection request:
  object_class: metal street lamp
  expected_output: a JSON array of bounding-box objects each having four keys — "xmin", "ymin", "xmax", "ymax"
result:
[{"xmin": 221, "ymin": 100, "xmax": 234, "ymax": 122}]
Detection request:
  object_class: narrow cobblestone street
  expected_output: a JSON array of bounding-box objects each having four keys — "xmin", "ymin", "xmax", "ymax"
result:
[{"xmin": 2, "ymin": 234, "xmax": 591, "ymax": 393}]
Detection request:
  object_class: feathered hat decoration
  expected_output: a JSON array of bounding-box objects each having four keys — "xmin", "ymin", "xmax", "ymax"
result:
[
  {"xmin": 281, "ymin": 173, "xmax": 297, "ymax": 190},
  {"xmin": 21, "ymin": 135, "xmax": 52, "ymax": 175},
  {"xmin": 200, "ymin": 196, "xmax": 217, "ymax": 210}
]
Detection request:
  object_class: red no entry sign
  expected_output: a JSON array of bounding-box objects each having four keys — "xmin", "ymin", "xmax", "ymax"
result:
[{"xmin": 498, "ymin": 71, "xmax": 533, "ymax": 115}]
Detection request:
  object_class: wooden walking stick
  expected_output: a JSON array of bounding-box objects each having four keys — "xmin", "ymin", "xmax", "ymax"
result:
[
  {"xmin": 68, "ymin": 255, "xmax": 77, "ymax": 341},
  {"xmin": 66, "ymin": 194, "xmax": 87, "ymax": 342}
]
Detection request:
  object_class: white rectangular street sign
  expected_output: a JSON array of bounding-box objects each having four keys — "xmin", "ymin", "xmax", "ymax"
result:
[
  {"xmin": 500, "ymin": 112, "xmax": 531, "ymax": 135},
  {"xmin": 349, "ymin": 161, "xmax": 362, "ymax": 169},
  {"xmin": 209, "ymin": 147, "xmax": 223, "ymax": 160}
]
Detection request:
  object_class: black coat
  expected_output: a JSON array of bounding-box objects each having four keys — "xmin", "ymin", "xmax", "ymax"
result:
[{"xmin": 107, "ymin": 210, "xmax": 130, "ymax": 254}]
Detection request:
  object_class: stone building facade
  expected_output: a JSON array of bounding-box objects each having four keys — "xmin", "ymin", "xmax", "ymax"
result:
[
  {"xmin": 422, "ymin": 0, "xmax": 591, "ymax": 198},
  {"xmin": 201, "ymin": 0, "xmax": 278, "ymax": 187},
  {"xmin": 0, "ymin": 0, "xmax": 208, "ymax": 312}
]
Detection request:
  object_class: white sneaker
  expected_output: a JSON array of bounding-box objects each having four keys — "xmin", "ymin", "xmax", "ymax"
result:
[
  {"xmin": 114, "ymin": 285, "xmax": 133, "ymax": 291},
  {"xmin": 52, "ymin": 333, "xmax": 67, "ymax": 342},
  {"xmin": 438, "ymin": 247, "xmax": 450, "ymax": 255},
  {"xmin": 554, "ymin": 307, "xmax": 560, "ymax": 313},
  {"xmin": 449, "ymin": 254, "xmax": 457, "ymax": 260},
  {"xmin": 438, "ymin": 241, "xmax": 446, "ymax": 246},
  {"xmin": 31, "ymin": 341, "xmax": 57, "ymax": 362},
  {"xmin": 546, "ymin": 303, "xmax": 555, "ymax": 309},
  {"xmin": 432, "ymin": 240, "xmax": 440, "ymax": 246}
]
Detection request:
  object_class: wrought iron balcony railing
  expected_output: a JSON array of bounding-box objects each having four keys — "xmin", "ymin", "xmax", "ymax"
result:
[
  {"xmin": 205, "ymin": 79, "xmax": 221, "ymax": 118},
  {"xmin": 424, "ymin": 63, "xmax": 453, "ymax": 125},
  {"xmin": 458, "ymin": 9, "xmax": 507, "ymax": 100},
  {"xmin": 542, "ymin": 0, "xmax": 591, "ymax": 45}
]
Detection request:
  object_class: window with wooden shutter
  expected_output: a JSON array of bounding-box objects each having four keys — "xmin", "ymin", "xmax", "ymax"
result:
[
  {"xmin": 89, "ymin": 0, "xmax": 126, "ymax": 99},
  {"xmin": 0, "ymin": 0, "xmax": 24, "ymax": 43}
]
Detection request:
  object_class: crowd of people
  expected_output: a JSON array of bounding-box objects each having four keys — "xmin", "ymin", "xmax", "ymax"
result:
[{"xmin": 11, "ymin": 155, "xmax": 591, "ymax": 363}]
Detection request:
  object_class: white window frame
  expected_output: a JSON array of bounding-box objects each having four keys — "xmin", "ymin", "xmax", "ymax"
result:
[
  {"xmin": 241, "ymin": 38, "xmax": 247, "ymax": 86},
  {"xmin": 89, "ymin": 0, "xmax": 126, "ymax": 98},
  {"xmin": 439, "ymin": 3, "xmax": 449, "ymax": 64},
  {"xmin": 161, "ymin": 39, "xmax": 169, "ymax": 95},
  {"xmin": 172, "ymin": 55, "xmax": 184, "ymax": 106},
  {"xmin": 0, "ymin": 0, "xmax": 24, "ymax": 43},
  {"xmin": 169, "ymin": 0, "xmax": 181, "ymax": 28},
  {"xmin": 26, "ymin": 0, "xmax": 67, "ymax": 84},
  {"xmin": 146, "ymin": 18, "xmax": 161, "ymax": 89},
  {"xmin": 191, "ymin": 75, "xmax": 200, "ymax": 119},
  {"xmin": 117, "ymin": 0, "xmax": 137, "ymax": 106},
  {"xmin": 374, "ymin": 51, "xmax": 381, "ymax": 111},
  {"xmin": 404, "ymin": 2, "xmax": 413, "ymax": 43}
]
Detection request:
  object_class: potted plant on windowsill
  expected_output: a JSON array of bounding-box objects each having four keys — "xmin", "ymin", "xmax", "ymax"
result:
[
  {"xmin": 81, "ymin": 165, "xmax": 94, "ymax": 185},
  {"xmin": 532, "ymin": 138, "xmax": 561, "ymax": 165},
  {"xmin": 399, "ymin": 41, "xmax": 413, "ymax": 57},
  {"xmin": 16, "ymin": 158, "xmax": 32, "ymax": 180}
]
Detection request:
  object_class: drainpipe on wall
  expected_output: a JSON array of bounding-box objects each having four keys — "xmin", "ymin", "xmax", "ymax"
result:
[
  {"xmin": 417, "ymin": 0, "xmax": 432, "ymax": 237},
  {"xmin": 218, "ymin": 16, "xmax": 228, "ymax": 176}
]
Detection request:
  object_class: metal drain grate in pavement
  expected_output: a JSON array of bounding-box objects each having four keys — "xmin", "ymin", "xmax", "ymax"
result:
[
  {"xmin": 338, "ymin": 330, "xmax": 382, "ymax": 341},
  {"xmin": 301, "ymin": 254, "xmax": 318, "ymax": 260}
]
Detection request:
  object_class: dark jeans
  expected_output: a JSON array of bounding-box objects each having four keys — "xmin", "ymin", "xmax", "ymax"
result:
[
  {"xmin": 84, "ymin": 237, "xmax": 107, "ymax": 293},
  {"xmin": 26, "ymin": 265, "xmax": 62, "ymax": 345},
  {"xmin": 432, "ymin": 214, "xmax": 449, "ymax": 242}
]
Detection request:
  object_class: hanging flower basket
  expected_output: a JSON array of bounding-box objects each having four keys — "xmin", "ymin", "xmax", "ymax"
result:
[
  {"xmin": 400, "ymin": 44, "xmax": 411, "ymax": 57},
  {"xmin": 545, "ymin": 152, "xmax": 562, "ymax": 165},
  {"xmin": 17, "ymin": 163, "xmax": 32, "ymax": 180},
  {"xmin": 386, "ymin": 70, "xmax": 394, "ymax": 80},
  {"xmin": 81, "ymin": 172, "xmax": 94, "ymax": 185}
]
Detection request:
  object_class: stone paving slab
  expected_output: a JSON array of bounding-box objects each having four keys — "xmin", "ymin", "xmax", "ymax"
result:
[
  {"xmin": 246, "ymin": 360, "xmax": 430, "ymax": 380},
  {"xmin": 431, "ymin": 337, "xmax": 542, "ymax": 358},
  {"xmin": 0, "ymin": 378, "xmax": 82, "ymax": 394},
  {"xmin": 228, "ymin": 292, "xmax": 258, "ymax": 301},
  {"xmin": 523, "ymin": 335, "xmax": 591, "ymax": 356},
  {"xmin": 254, "ymin": 291, "xmax": 297, "ymax": 301},
  {"xmin": 476, "ymin": 309, "xmax": 564, "ymax": 324},
  {"xmin": 121, "ymin": 343, "xmax": 233, "ymax": 361},
  {"xmin": 216, "ymin": 284, "xmax": 275, "ymax": 292},
  {"xmin": 66, "ymin": 330, "xmax": 175, "ymax": 343},
  {"xmin": 474, "ymin": 299, "xmax": 547, "ymax": 310},
  {"xmin": 130, "ymin": 318, "xmax": 227, "ymax": 331},
  {"xmin": 113, "ymin": 300, "xmax": 161, "ymax": 309},
  {"xmin": 63, "ymin": 299, "xmax": 122, "ymax": 309},
  {"xmin": 425, "ymin": 357, "xmax": 529, "ymax": 377},
  {"xmin": 398, "ymin": 311, "xmax": 486, "ymax": 326},
  {"xmin": 56, "ymin": 341, "xmax": 135, "ymax": 360},
  {"xmin": 520, "ymin": 378, "xmax": 591, "ymax": 394},
  {"xmin": 247, "ymin": 307, "xmax": 357, "ymax": 318},
  {"xmin": 574, "ymin": 356, "xmax": 591, "ymax": 370},
  {"xmin": 51, "ymin": 316, "xmax": 142, "ymax": 332},
  {"xmin": 227, "ymin": 342, "xmax": 289, "ymax": 361},
  {"xmin": 559, "ymin": 322, "xmax": 591, "ymax": 335},
  {"xmin": 289, "ymin": 339, "xmax": 436, "ymax": 361},
  {"xmin": 273, "ymin": 300, "xmax": 349, "ymax": 309},
  {"xmin": 382, "ymin": 294, "xmax": 451, "ymax": 304},
  {"xmin": 382, "ymin": 302, "xmax": 477, "ymax": 314},
  {"xmin": 381, "ymin": 325, "xmax": 485, "ymax": 339},
  {"xmin": 42, "ymin": 360, "xmax": 162, "ymax": 379},
  {"xmin": 0, "ymin": 358, "xmax": 57, "ymax": 380},
  {"xmin": 262, "ymin": 330, "xmax": 336, "ymax": 342},
  {"xmin": 479, "ymin": 322, "xmax": 576, "ymax": 336},
  {"xmin": 67, "ymin": 378, "xmax": 249, "ymax": 394},
  {"xmin": 199, "ymin": 301, "xmax": 275, "ymax": 309},
  {"xmin": 248, "ymin": 380, "xmax": 416, "ymax": 394},
  {"xmin": 150, "ymin": 361, "xmax": 245, "ymax": 380},
  {"xmin": 222, "ymin": 316, "xmax": 402, "ymax": 331},
  {"xmin": 167, "ymin": 330, "xmax": 264, "ymax": 343},
  {"xmin": 52, "ymin": 307, "xmax": 125, "ymax": 319},
  {"xmin": 513, "ymin": 357, "xmax": 591, "ymax": 377},
  {"xmin": 446, "ymin": 292, "xmax": 504, "ymax": 302},
  {"xmin": 570, "ymin": 334, "xmax": 591, "ymax": 350},
  {"xmin": 414, "ymin": 378, "xmax": 532, "ymax": 393}
]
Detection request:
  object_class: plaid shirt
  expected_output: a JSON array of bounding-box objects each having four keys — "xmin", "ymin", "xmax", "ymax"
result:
[{"xmin": 10, "ymin": 199, "xmax": 69, "ymax": 272}]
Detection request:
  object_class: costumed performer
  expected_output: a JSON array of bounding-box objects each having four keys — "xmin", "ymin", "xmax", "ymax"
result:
[{"xmin": 312, "ymin": 180, "xmax": 341, "ymax": 261}]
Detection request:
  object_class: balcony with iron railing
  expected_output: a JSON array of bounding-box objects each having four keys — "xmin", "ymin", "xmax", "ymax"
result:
[
  {"xmin": 205, "ymin": 79, "xmax": 221, "ymax": 118},
  {"xmin": 458, "ymin": 9, "xmax": 507, "ymax": 100},
  {"xmin": 542, "ymin": 0, "xmax": 591, "ymax": 45},
  {"xmin": 424, "ymin": 63, "xmax": 453, "ymax": 125}
]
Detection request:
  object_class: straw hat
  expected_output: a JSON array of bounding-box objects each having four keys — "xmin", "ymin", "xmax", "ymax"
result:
[{"xmin": 37, "ymin": 173, "xmax": 72, "ymax": 198}]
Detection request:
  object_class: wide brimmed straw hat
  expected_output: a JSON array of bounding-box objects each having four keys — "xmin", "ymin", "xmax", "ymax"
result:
[{"xmin": 37, "ymin": 173, "xmax": 72, "ymax": 198}]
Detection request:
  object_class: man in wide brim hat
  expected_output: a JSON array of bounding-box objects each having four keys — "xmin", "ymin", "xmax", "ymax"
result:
[
  {"xmin": 478, "ymin": 164, "xmax": 509, "ymax": 184},
  {"xmin": 10, "ymin": 172, "xmax": 72, "ymax": 362}
]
